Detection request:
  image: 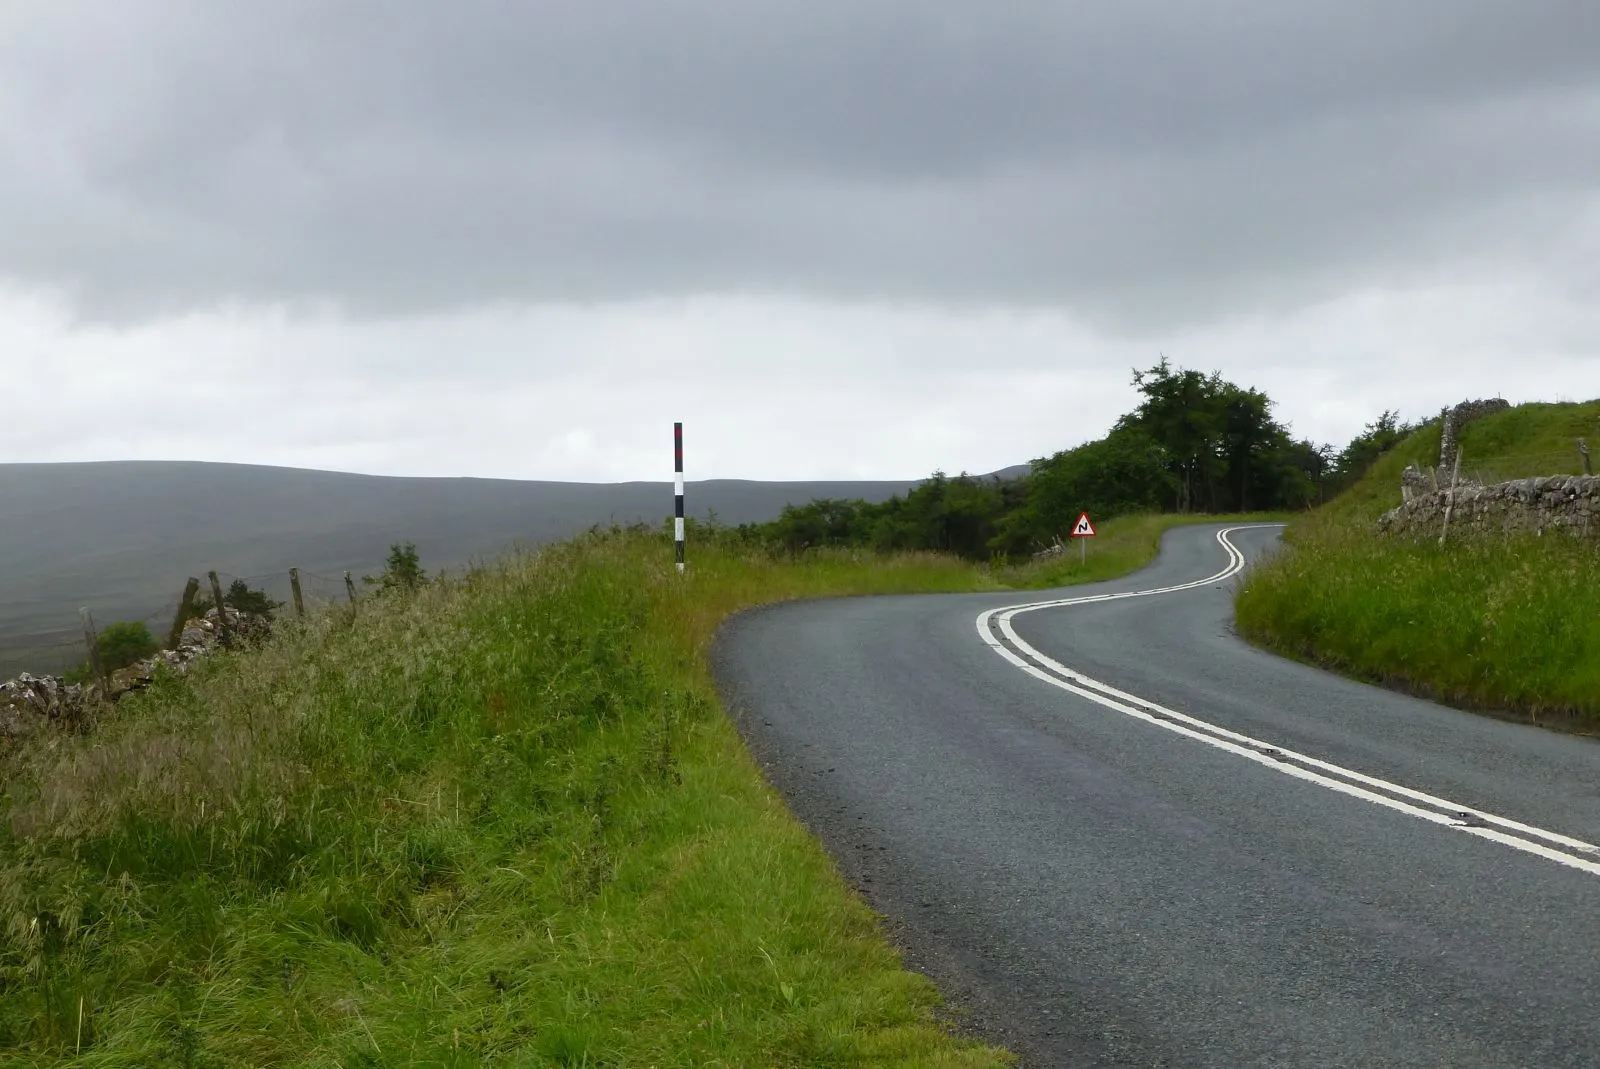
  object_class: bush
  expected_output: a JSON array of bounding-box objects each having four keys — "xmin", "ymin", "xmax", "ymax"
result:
[
  {"xmin": 66, "ymin": 620, "xmax": 160, "ymax": 681},
  {"xmin": 98, "ymin": 621, "xmax": 159, "ymax": 670},
  {"xmin": 189, "ymin": 579, "xmax": 280, "ymax": 620},
  {"xmin": 364, "ymin": 542, "xmax": 427, "ymax": 594}
]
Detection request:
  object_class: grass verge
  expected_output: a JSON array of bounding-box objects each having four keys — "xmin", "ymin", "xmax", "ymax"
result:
[
  {"xmin": 1236, "ymin": 521, "xmax": 1600, "ymax": 727},
  {"xmin": 0, "ymin": 532, "xmax": 1013, "ymax": 1067},
  {"xmin": 1237, "ymin": 397, "xmax": 1600, "ymax": 728},
  {"xmin": 0, "ymin": 515, "xmax": 1270, "ymax": 1065}
]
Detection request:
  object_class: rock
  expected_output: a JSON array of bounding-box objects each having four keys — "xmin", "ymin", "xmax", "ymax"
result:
[{"xmin": 1032, "ymin": 541, "xmax": 1068, "ymax": 561}]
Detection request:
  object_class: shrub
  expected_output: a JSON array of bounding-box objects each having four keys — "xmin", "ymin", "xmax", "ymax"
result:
[
  {"xmin": 65, "ymin": 620, "xmax": 160, "ymax": 681},
  {"xmin": 364, "ymin": 542, "xmax": 427, "ymax": 594},
  {"xmin": 189, "ymin": 579, "xmax": 280, "ymax": 620},
  {"xmin": 98, "ymin": 621, "xmax": 158, "ymax": 671}
]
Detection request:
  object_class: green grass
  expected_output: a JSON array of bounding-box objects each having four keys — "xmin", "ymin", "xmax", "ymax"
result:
[
  {"xmin": 1237, "ymin": 522, "xmax": 1600, "ymax": 723},
  {"xmin": 0, "ymin": 532, "xmax": 1012, "ymax": 1067},
  {"xmin": 1237, "ymin": 399, "xmax": 1600, "ymax": 726},
  {"xmin": 0, "ymin": 513, "xmax": 1281, "ymax": 1065},
  {"xmin": 1320, "ymin": 398, "xmax": 1600, "ymax": 525}
]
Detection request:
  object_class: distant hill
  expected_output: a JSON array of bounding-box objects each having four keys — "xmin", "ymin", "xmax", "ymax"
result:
[
  {"xmin": 0, "ymin": 461, "xmax": 931, "ymax": 672},
  {"xmin": 983, "ymin": 462, "xmax": 1033, "ymax": 481}
]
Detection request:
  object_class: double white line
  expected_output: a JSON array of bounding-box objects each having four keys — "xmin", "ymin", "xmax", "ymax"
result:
[{"xmin": 976, "ymin": 525, "xmax": 1600, "ymax": 878}]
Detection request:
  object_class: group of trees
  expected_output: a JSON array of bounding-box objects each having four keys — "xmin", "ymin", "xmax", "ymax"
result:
[
  {"xmin": 1020, "ymin": 359, "xmax": 1330, "ymax": 536},
  {"xmin": 751, "ymin": 473, "xmax": 1024, "ymax": 559},
  {"xmin": 750, "ymin": 360, "xmax": 1418, "ymax": 561}
]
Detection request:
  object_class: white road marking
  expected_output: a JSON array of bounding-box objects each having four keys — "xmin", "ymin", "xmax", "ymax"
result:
[{"xmin": 975, "ymin": 526, "xmax": 1600, "ymax": 878}]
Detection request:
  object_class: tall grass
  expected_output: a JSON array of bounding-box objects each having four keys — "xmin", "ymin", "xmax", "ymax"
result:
[
  {"xmin": 0, "ymin": 531, "xmax": 1019, "ymax": 1066},
  {"xmin": 1237, "ymin": 399, "xmax": 1600, "ymax": 727},
  {"xmin": 0, "ymin": 514, "xmax": 1282, "ymax": 1065},
  {"xmin": 1238, "ymin": 518, "xmax": 1600, "ymax": 726}
]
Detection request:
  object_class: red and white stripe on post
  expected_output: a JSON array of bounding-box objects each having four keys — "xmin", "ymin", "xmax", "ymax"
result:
[{"xmin": 674, "ymin": 422, "xmax": 686, "ymax": 572}]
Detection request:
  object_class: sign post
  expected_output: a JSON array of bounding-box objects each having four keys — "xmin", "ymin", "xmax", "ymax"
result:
[{"xmin": 1070, "ymin": 511, "xmax": 1096, "ymax": 566}]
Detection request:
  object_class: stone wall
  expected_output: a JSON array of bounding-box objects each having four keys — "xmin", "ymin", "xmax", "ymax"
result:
[
  {"xmin": 1378, "ymin": 474, "xmax": 1600, "ymax": 540},
  {"xmin": 0, "ymin": 607, "xmax": 260, "ymax": 741},
  {"xmin": 1438, "ymin": 398, "xmax": 1512, "ymax": 472}
]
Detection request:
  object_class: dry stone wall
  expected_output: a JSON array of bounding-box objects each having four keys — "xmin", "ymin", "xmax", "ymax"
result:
[
  {"xmin": 0, "ymin": 607, "xmax": 260, "ymax": 742},
  {"xmin": 1379, "ymin": 474, "xmax": 1600, "ymax": 540},
  {"xmin": 1438, "ymin": 398, "xmax": 1511, "ymax": 472}
]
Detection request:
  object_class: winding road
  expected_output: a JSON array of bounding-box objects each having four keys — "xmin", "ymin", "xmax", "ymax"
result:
[{"xmin": 713, "ymin": 524, "xmax": 1600, "ymax": 1068}]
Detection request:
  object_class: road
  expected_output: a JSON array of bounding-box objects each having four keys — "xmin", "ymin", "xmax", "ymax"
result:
[{"xmin": 712, "ymin": 524, "xmax": 1600, "ymax": 1068}]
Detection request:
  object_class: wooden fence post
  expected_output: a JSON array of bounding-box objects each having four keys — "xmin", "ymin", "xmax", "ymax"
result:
[
  {"xmin": 208, "ymin": 571, "xmax": 231, "ymax": 642},
  {"xmin": 344, "ymin": 571, "xmax": 358, "ymax": 608},
  {"xmin": 289, "ymin": 568, "xmax": 306, "ymax": 617},
  {"xmin": 167, "ymin": 577, "xmax": 201, "ymax": 650},
  {"xmin": 80, "ymin": 608, "xmax": 110, "ymax": 694},
  {"xmin": 1581, "ymin": 438, "xmax": 1592, "ymax": 477},
  {"xmin": 1439, "ymin": 448, "xmax": 1463, "ymax": 546}
]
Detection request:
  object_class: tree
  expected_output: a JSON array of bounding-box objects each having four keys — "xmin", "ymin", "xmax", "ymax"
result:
[
  {"xmin": 365, "ymin": 542, "xmax": 428, "ymax": 594},
  {"xmin": 1126, "ymin": 357, "xmax": 1227, "ymax": 512},
  {"xmin": 1123, "ymin": 357, "xmax": 1313, "ymax": 513},
  {"xmin": 223, "ymin": 578, "xmax": 279, "ymax": 616},
  {"xmin": 743, "ymin": 358, "xmax": 1324, "ymax": 563},
  {"xmin": 1025, "ymin": 426, "xmax": 1175, "ymax": 540},
  {"xmin": 189, "ymin": 578, "xmax": 280, "ymax": 620},
  {"xmin": 766, "ymin": 499, "xmax": 875, "ymax": 551},
  {"xmin": 1328, "ymin": 409, "xmax": 1417, "ymax": 494},
  {"xmin": 866, "ymin": 473, "xmax": 1011, "ymax": 560}
]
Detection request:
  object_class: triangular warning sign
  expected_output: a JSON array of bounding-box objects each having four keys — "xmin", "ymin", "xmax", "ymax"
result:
[{"xmin": 1071, "ymin": 512, "xmax": 1096, "ymax": 538}]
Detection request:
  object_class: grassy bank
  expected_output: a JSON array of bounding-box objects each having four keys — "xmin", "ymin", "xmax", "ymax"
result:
[
  {"xmin": 1237, "ymin": 522, "xmax": 1600, "ymax": 724},
  {"xmin": 1237, "ymin": 399, "xmax": 1600, "ymax": 727},
  {"xmin": 0, "ymin": 513, "xmax": 1276, "ymax": 1065},
  {"xmin": 1316, "ymin": 399, "xmax": 1599, "ymax": 525},
  {"xmin": 0, "ymin": 533, "xmax": 1010, "ymax": 1066}
]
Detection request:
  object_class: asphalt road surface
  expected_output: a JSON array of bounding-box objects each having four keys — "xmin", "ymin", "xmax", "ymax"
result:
[{"xmin": 713, "ymin": 524, "xmax": 1600, "ymax": 1068}]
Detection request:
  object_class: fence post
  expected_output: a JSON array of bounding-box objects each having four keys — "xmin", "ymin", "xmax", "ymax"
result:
[
  {"xmin": 80, "ymin": 608, "xmax": 110, "ymax": 694},
  {"xmin": 289, "ymin": 568, "xmax": 306, "ymax": 617},
  {"xmin": 1439, "ymin": 448, "xmax": 1463, "ymax": 546},
  {"xmin": 1581, "ymin": 438, "xmax": 1592, "ymax": 477},
  {"xmin": 344, "ymin": 571, "xmax": 358, "ymax": 607},
  {"xmin": 207, "ymin": 571, "xmax": 232, "ymax": 643},
  {"xmin": 167, "ymin": 577, "xmax": 201, "ymax": 650}
]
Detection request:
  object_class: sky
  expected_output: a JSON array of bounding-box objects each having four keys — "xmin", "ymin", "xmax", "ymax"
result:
[{"xmin": 2, "ymin": 1, "xmax": 1596, "ymax": 482}]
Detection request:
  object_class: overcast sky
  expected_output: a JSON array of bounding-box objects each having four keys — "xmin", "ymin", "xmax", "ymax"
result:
[{"xmin": 2, "ymin": 2, "xmax": 1596, "ymax": 481}]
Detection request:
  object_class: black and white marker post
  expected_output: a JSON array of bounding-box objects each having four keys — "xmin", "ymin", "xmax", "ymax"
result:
[{"xmin": 674, "ymin": 422, "xmax": 686, "ymax": 573}]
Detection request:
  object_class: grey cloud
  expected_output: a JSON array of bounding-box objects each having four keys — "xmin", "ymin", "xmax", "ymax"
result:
[{"xmin": 1, "ymin": 1, "xmax": 1597, "ymax": 326}]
